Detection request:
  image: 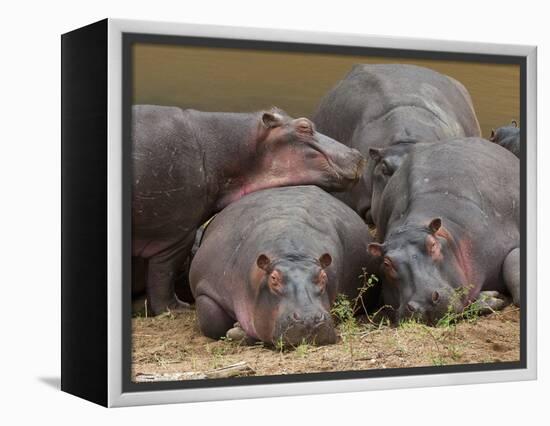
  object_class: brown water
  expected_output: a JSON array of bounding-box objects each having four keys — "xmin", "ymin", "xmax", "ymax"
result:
[{"xmin": 133, "ymin": 44, "xmax": 520, "ymax": 138}]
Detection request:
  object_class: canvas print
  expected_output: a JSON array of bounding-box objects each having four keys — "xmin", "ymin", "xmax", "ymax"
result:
[{"xmin": 128, "ymin": 40, "xmax": 521, "ymax": 383}]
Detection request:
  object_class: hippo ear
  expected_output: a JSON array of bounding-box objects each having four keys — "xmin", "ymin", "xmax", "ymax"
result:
[
  {"xmin": 319, "ymin": 253, "xmax": 332, "ymax": 269},
  {"xmin": 367, "ymin": 243, "xmax": 384, "ymax": 258},
  {"xmin": 428, "ymin": 218, "xmax": 442, "ymax": 234},
  {"xmin": 256, "ymin": 254, "xmax": 271, "ymax": 272},
  {"xmin": 489, "ymin": 129, "xmax": 496, "ymax": 142},
  {"xmin": 369, "ymin": 147, "xmax": 383, "ymax": 163},
  {"xmin": 511, "ymin": 120, "xmax": 518, "ymax": 128},
  {"xmin": 261, "ymin": 112, "xmax": 284, "ymax": 129}
]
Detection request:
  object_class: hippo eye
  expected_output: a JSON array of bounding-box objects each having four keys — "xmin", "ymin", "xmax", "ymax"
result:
[
  {"xmin": 429, "ymin": 240, "xmax": 439, "ymax": 255},
  {"xmin": 316, "ymin": 270, "xmax": 328, "ymax": 293},
  {"xmin": 383, "ymin": 258, "xmax": 394, "ymax": 270},
  {"xmin": 296, "ymin": 119, "xmax": 313, "ymax": 135},
  {"xmin": 268, "ymin": 271, "xmax": 284, "ymax": 295}
]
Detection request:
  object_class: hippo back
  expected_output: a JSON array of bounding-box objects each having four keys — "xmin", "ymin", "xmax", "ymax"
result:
[
  {"xmin": 376, "ymin": 137, "xmax": 519, "ymax": 242},
  {"xmin": 313, "ymin": 64, "xmax": 481, "ymax": 218},
  {"xmin": 314, "ymin": 64, "xmax": 481, "ymax": 144},
  {"xmin": 190, "ymin": 186, "xmax": 376, "ymax": 311}
]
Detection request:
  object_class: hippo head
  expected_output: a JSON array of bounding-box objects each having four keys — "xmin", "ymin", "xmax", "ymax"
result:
[
  {"xmin": 367, "ymin": 218, "xmax": 468, "ymax": 325},
  {"xmin": 253, "ymin": 109, "xmax": 365, "ymax": 192},
  {"xmin": 489, "ymin": 120, "xmax": 519, "ymax": 143},
  {"xmin": 252, "ymin": 253, "xmax": 337, "ymax": 346},
  {"xmin": 367, "ymin": 143, "xmax": 416, "ymax": 225}
]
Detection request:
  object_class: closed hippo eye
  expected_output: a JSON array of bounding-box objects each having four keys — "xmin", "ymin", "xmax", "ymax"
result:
[
  {"xmin": 268, "ymin": 271, "xmax": 284, "ymax": 295},
  {"xmin": 295, "ymin": 118, "xmax": 314, "ymax": 136},
  {"xmin": 316, "ymin": 270, "xmax": 328, "ymax": 293},
  {"xmin": 426, "ymin": 236, "xmax": 442, "ymax": 260},
  {"xmin": 382, "ymin": 257, "xmax": 399, "ymax": 281}
]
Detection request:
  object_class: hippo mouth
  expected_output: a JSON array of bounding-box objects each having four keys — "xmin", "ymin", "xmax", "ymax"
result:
[
  {"xmin": 273, "ymin": 318, "xmax": 337, "ymax": 347},
  {"xmin": 309, "ymin": 143, "xmax": 365, "ymax": 188},
  {"xmin": 326, "ymin": 156, "xmax": 366, "ymax": 189},
  {"xmin": 340, "ymin": 156, "xmax": 366, "ymax": 182}
]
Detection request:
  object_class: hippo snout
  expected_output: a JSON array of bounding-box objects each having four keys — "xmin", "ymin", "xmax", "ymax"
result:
[
  {"xmin": 395, "ymin": 302, "xmax": 438, "ymax": 326},
  {"xmin": 397, "ymin": 302, "xmax": 426, "ymax": 322},
  {"xmin": 274, "ymin": 311, "xmax": 337, "ymax": 346},
  {"xmin": 330, "ymin": 148, "xmax": 365, "ymax": 183}
]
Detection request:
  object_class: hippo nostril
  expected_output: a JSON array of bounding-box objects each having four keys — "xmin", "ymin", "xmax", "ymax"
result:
[
  {"xmin": 314, "ymin": 313, "xmax": 325, "ymax": 323},
  {"xmin": 406, "ymin": 302, "xmax": 416, "ymax": 313},
  {"xmin": 292, "ymin": 312, "xmax": 301, "ymax": 321}
]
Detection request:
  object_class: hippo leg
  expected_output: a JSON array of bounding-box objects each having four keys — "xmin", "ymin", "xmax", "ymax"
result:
[
  {"xmin": 195, "ymin": 293, "xmax": 234, "ymax": 339},
  {"xmin": 476, "ymin": 291, "xmax": 511, "ymax": 315},
  {"xmin": 146, "ymin": 241, "xmax": 193, "ymax": 315},
  {"xmin": 502, "ymin": 248, "xmax": 520, "ymax": 305}
]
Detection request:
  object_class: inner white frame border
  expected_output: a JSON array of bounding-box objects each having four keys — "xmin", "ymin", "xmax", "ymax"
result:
[{"xmin": 106, "ymin": 18, "xmax": 537, "ymax": 407}]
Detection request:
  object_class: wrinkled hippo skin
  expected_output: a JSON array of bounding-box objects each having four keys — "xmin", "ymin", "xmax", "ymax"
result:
[
  {"xmin": 490, "ymin": 121, "xmax": 520, "ymax": 158},
  {"xmin": 132, "ymin": 106, "xmax": 365, "ymax": 315},
  {"xmin": 313, "ymin": 64, "xmax": 481, "ymax": 223},
  {"xmin": 189, "ymin": 186, "xmax": 381, "ymax": 346},
  {"xmin": 367, "ymin": 138, "xmax": 520, "ymax": 324}
]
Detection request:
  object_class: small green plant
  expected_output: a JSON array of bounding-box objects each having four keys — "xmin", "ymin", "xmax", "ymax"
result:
[
  {"xmin": 354, "ymin": 270, "xmax": 379, "ymax": 314},
  {"xmin": 295, "ymin": 340, "xmax": 310, "ymax": 358},
  {"xmin": 274, "ymin": 335, "xmax": 285, "ymax": 353},
  {"xmin": 331, "ymin": 294, "xmax": 354, "ymax": 324},
  {"xmin": 330, "ymin": 272, "xmax": 381, "ymax": 363},
  {"xmin": 461, "ymin": 299, "xmax": 483, "ymax": 323},
  {"xmin": 331, "ymin": 294, "xmax": 360, "ymax": 362},
  {"xmin": 331, "ymin": 271, "xmax": 380, "ymax": 323}
]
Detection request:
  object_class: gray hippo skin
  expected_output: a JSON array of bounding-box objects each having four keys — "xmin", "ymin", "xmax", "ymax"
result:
[
  {"xmin": 312, "ymin": 64, "xmax": 481, "ymax": 224},
  {"xmin": 367, "ymin": 138, "xmax": 519, "ymax": 324},
  {"xmin": 189, "ymin": 186, "xmax": 380, "ymax": 346},
  {"xmin": 490, "ymin": 120, "xmax": 520, "ymax": 158},
  {"xmin": 132, "ymin": 106, "xmax": 365, "ymax": 315},
  {"xmin": 368, "ymin": 140, "xmax": 475, "ymax": 226}
]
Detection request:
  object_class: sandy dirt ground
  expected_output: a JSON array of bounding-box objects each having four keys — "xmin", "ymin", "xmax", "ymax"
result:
[{"xmin": 131, "ymin": 305, "xmax": 520, "ymax": 382}]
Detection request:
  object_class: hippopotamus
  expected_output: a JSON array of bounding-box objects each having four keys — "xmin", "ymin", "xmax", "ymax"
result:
[
  {"xmin": 312, "ymin": 64, "xmax": 481, "ymax": 224},
  {"xmin": 489, "ymin": 120, "xmax": 520, "ymax": 158},
  {"xmin": 189, "ymin": 186, "xmax": 380, "ymax": 346},
  {"xmin": 132, "ymin": 106, "xmax": 365, "ymax": 315},
  {"xmin": 367, "ymin": 137, "xmax": 519, "ymax": 324}
]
